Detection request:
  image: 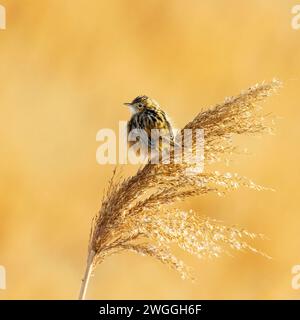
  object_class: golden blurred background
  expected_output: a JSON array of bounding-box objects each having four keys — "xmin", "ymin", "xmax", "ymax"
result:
[{"xmin": 0, "ymin": 0, "xmax": 300, "ymax": 299}]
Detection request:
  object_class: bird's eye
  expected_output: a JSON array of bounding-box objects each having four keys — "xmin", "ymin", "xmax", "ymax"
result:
[{"xmin": 138, "ymin": 104, "xmax": 143, "ymax": 109}]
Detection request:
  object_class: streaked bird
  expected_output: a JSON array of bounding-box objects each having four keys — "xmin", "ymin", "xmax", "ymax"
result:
[{"xmin": 124, "ymin": 95, "xmax": 174, "ymax": 159}]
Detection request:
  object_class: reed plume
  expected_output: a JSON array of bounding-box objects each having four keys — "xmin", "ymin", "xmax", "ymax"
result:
[{"xmin": 79, "ymin": 79, "xmax": 281, "ymax": 299}]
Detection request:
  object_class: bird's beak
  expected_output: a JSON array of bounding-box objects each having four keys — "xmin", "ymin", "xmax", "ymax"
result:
[{"xmin": 123, "ymin": 102, "xmax": 132, "ymax": 107}]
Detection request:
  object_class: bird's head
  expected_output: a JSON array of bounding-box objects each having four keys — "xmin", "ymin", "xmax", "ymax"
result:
[{"xmin": 124, "ymin": 95, "xmax": 159, "ymax": 114}]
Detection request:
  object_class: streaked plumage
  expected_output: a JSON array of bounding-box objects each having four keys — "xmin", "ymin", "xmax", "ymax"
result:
[{"xmin": 124, "ymin": 95, "xmax": 173, "ymax": 156}]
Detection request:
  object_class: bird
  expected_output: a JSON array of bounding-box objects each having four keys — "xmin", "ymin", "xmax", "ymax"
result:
[{"xmin": 124, "ymin": 95, "xmax": 174, "ymax": 160}]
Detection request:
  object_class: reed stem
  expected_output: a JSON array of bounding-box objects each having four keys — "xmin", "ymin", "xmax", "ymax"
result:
[{"xmin": 78, "ymin": 250, "xmax": 95, "ymax": 300}]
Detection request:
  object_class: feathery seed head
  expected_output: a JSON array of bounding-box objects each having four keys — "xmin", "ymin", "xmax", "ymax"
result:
[{"xmin": 85, "ymin": 79, "xmax": 281, "ymax": 282}]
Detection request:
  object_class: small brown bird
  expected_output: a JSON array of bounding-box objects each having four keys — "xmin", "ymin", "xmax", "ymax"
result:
[{"xmin": 124, "ymin": 95, "xmax": 174, "ymax": 158}]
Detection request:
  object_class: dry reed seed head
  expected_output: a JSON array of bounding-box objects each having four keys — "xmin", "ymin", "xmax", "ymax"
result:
[{"xmin": 86, "ymin": 80, "xmax": 281, "ymax": 279}]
